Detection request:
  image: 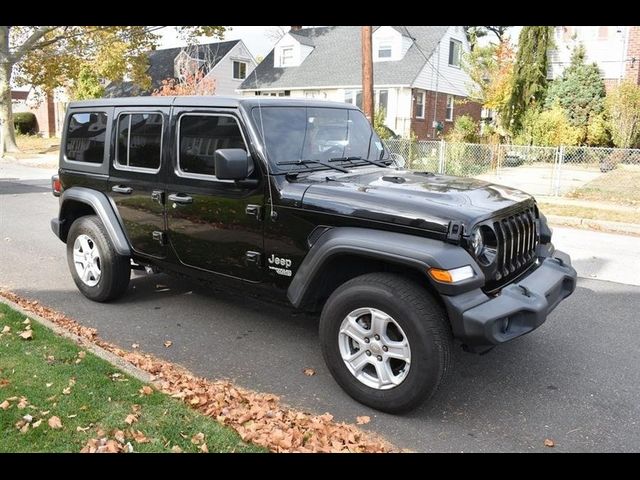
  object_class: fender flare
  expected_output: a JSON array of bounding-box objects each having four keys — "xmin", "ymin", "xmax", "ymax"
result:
[
  {"xmin": 57, "ymin": 187, "xmax": 131, "ymax": 256},
  {"xmin": 287, "ymin": 227, "xmax": 484, "ymax": 307}
]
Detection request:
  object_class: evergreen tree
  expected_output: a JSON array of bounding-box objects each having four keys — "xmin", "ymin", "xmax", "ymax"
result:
[
  {"xmin": 503, "ymin": 26, "xmax": 553, "ymax": 134},
  {"xmin": 545, "ymin": 45, "xmax": 606, "ymax": 144}
]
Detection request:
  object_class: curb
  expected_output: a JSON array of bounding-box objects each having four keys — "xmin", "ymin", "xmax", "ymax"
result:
[
  {"xmin": 0, "ymin": 296, "xmax": 154, "ymax": 384},
  {"xmin": 547, "ymin": 214, "xmax": 640, "ymax": 236}
]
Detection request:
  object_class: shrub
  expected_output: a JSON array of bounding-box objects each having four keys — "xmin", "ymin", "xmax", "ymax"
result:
[
  {"xmin": 13, "ymin": 112, "xmax": 38, "ymax": 135},
  {"xmin": 514, "ymin": 106, "xmax": 582, "ymax": 147},
  {"xmin": 447, "ymin": 114, "xmax": 479, "ymax": 143}
]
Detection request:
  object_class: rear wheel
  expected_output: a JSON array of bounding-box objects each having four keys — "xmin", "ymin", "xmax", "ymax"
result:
[
  {"xmin": 319, "ymin": 273, "xmax": 452, "ymax": 413},
  {"xmin": 66, "ymin": 215, "xmax": 130, "ymax": 302}
]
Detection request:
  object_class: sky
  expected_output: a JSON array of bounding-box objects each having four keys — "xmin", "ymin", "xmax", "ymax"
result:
[{"xmin": 157, "ymin": 26, "xmax": 287, "ymax": 59}]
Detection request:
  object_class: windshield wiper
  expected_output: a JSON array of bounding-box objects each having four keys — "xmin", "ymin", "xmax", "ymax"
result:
[
  {"xmin": 276, "ymin": 159, "xmax": 349, "ymax": 173},
  {"xmin": 329, "ymin": 156, "xmax": 389, "ymax": 168}
]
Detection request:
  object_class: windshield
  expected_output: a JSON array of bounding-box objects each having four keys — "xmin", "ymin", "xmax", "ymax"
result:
[{"xmin": 250, "ymin": 106, "xmax": 390, "ymax": 172}]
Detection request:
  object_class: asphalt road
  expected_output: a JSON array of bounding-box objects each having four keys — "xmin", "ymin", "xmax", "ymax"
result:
[{"xmin": 1, "ymin": 176, "xmax": 639, "ymax": 452}]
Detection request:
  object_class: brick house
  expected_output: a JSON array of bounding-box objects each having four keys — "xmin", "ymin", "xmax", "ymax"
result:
[
  {"xmin": 238, "ymin": 26, "xmax": 482, "ymax": 140},
  {"xmin": 11, "ymin": 88, "xmax": 67, "ymax": 138},
  {"xmin": 548, "ymin": 26, "xmax": 640, "ymax": 90}
]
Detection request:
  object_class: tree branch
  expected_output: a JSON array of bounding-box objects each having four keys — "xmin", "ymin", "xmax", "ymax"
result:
[{"xmin": 11, "ymin": 26, "xmax": 57, "ymax": 62}]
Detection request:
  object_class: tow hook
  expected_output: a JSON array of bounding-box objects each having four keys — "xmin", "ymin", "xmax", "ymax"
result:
[{"xmin": 518, "ymin": 285, "xmax": 531, "ymax": 297}]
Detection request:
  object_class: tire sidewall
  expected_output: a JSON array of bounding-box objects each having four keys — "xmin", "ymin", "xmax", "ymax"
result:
[
  {"xmin": 67, "ymin": 216, "xmax": 119, "ymax": 302},
  {"xmin": 320, "ymin": 280, "xmax": 444, "ymax": 412}
]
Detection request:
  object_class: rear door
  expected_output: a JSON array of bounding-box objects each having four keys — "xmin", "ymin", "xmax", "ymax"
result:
[
  {"xmin": 108, "ymin": 107, "xmax": 169, "ymax": 259},
  {"xmin": 165, "ymin": 108, "xmax": 265, "ymax": 281}
]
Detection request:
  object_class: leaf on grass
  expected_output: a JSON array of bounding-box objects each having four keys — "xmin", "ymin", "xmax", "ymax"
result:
[
  {"xmin": 199, "ymin": 443, "xmax": 209, "ymax": 453},
  {"xmin": 17, "ymin": 397, "xmax": 28, "ymax": 409},
  {"xmin": 544, "ymin": 438, "xmax": 555, "ymax": 448},
  {"xmin": 164, "ymin": 340, "xmax": 173, "ymax": 348},
  {"xmin": 0, "ymin": 400, "xmax": 10, "ymax": 410},
  {"xmin": 77, "ymin": 425, "xmax": 91, "ymax": 433},
  {"xmin": 48, "ymin": 416, "xmax": 62, "ymax": 429},
  {"xmin": 132, "ymin": 430, "xmax": 150, "ymax": 444},
  {"xmin": 25, "ymin": 325, "xmax": 31, "ymax": 331},
  {"xmin": 23, "ymin": 414, "xmax": 33, "ymax": 423},
  {"xmin": 19, "ymin": 330, "xmax": 33, "ymax": 340},
  {"xmin": 1, "ymin": 325, "xmax": 10, "ymax": 334},
  {"xmin": 20, "ymin": 423, "xmax": 30, "ymax": 434},
  {"xmin": 114, "ymin": 430, "xmax": 126, "ymax": 443},
  {"xmin": 22, "ymin": 318, "xmax": 31, "ymax": 325},
  {"xmin": 78, "ymin": 351, "xmax": 86, "ymax": 359},
  {"xmin": 171, "ymin": 445, "xmax": 183, "ymax": 453},
  {"xmin": 132, "ymin": 343, "xmax": 140, "ymax": 349},
  {"xmin": 191, "ymin": 432, "xmax": 205, "ymax": 445},
  {"xmin": 32, "ymin": 419, "xmax": 42, "ymax": 428},
  {"xmin": 46, "ymin": 383, "xmax": 53, "ymax": 388},
  {"xmin": 124, "ymin": 414, "xmax": 138, "ymax": 425},
  {"xmin": 303, "ymin": 368, "xmax": 316, "ymax": 376},
  {"xmin": 62, "ymin": 387, "xmax": 71, "ymax": 395},
  {"xmin": 356, "ymin": 416, "xmax": 371, "ymax": 425},
  {"xmin": 0, "ymin": 378, "xmax": 9, "ymax": 388},
  {"xmin": 68, "ymin": 414, "xmax": 77, "ymax": 418},
  {"xmin": 139, "ymin": 386, "xmax": 153, "ymax": 396}
]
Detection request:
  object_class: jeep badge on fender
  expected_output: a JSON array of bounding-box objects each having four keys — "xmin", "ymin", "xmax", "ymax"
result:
[{"xmin": 51, "ymin": 96, "xmax": 577, "ymax": 413}]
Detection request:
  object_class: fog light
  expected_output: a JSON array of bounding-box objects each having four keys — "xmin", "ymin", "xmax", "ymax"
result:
[{"xmin": 428, "ymin": 265, "xmax": 474, "ymax": 283}]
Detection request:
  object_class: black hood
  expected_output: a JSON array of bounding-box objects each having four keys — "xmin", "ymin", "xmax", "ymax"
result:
[{"xmin": 293, "ymin": 167, "xmax": 534, "ymax": 234}]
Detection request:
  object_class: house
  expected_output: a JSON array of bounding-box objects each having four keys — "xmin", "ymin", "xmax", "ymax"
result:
[
  {"xmin": 548, "ymin": 26, "xmax": 640, "ymax": 90},
  {"xmin": 11, "ymin": 88, "xmax": 67, "ymax": 138},
  {"xmin": 105, "ymin": 39, "xmax": 257, "ymax": 97},
  {"xmin": 237, "ymin": 26, "xmax": 481, "ymax": 140}
]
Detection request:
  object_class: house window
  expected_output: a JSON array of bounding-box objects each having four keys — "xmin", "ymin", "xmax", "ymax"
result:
[
  {"xmin": 281, "ymin": 47, "xmax": 294, "ymax": 67},
  {"xmin": 448, "ymin": 39, "xmax": 462, "ymax": 67},
  {"xmin": 415, "ymin": 91, "xmax": 425, "ymax": 119},
  {"xmin": 378, "ymin": 44, "xmax": 392, "ymax": 59},
  {"xmin": 446, "ymin": 95, "xmax": 454, "ymax": 121},
  {"xmin": 233, "ymin": 61, "xmax": 247, "ymax": 80},
  {"xmin": 377, "ymin": 90, "xmax": 388, "ymax": 113}
]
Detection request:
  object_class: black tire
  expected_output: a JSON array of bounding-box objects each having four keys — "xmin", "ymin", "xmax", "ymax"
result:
[
  {"xmin": 319, "ymin": 273, "xmax": 453, "ymax": 413},
  {"xmin": 66, "ymin": 215, "xmax": 131, "ymax": 302}
]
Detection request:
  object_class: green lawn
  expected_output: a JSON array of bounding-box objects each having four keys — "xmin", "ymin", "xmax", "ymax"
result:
[{"xmin": 0, "ymin": 303, "xmax": 264, "ymax": 453}]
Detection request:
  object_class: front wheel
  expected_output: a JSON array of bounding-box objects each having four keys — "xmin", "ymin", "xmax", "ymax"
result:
[
  {"xmin": 319, "ymin": 273, "xmax": 452, "ymax": 413},
  {"xmin": 66, "ymin": 215, "xmax": 131, "ymax": 302}
]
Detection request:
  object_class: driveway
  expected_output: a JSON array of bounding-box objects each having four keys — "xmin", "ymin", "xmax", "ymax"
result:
[{"xmin": 1, "ymin": 167, "xmax": 639, "ymax": 452}]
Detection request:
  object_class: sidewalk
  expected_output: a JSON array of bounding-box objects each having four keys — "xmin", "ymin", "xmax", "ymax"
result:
[{"xmin": 0, "ymin": 155, "xmax": 58, "ymax": 180}]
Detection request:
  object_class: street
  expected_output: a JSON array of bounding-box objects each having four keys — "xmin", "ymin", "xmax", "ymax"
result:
[{"xmin": 1, "ymin": 167, "xmax": 639, "ymax": 452}]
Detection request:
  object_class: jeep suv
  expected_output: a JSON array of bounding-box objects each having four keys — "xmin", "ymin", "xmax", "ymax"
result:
[{"xmin": 51, "ymin": 97, "xmax": 577, "ymax": 413}]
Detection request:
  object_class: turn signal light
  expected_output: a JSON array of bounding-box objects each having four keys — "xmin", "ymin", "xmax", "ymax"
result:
[
  {"xmin": 52, "ymin": 175, "xmax": 62, "ymax": 197},
  {"xmin": 428, "ymin": 266, "xmax": 474, "ymax": 283}
]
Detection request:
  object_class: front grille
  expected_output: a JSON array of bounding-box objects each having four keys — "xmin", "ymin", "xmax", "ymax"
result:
[{"xmin": 492, "ymin": 207, "xmax": 539, "ymax": 282}]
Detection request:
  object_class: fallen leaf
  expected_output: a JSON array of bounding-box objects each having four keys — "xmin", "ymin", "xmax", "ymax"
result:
[
  {"xmin": 62, "ymin": 387, "xmax": 71, "ymax": 395},
  {"xmin": 132, "ymin": 343, "xmax": 140, "ymax": 349},
  {"xmin": 303, "ymin": 368, "xmax": 316, "ymax": 376},
  {"xmin": 67, "ymin": 414, "xmax": 77, "ymax": 418},
  {"xmin": 124, "ymin": 442, "xmax": 134, "ymax": 453},
  {"xmin": 17, "ymin": 397, "xmax": 28, "ymax": 409},
  {"xmin": 25, "ymin": 325, "xmax": 31, "ymax": 331},
  {"xmin": 19, "ymin": 330, "xmax": 33, "ymax": 340},
  {"xmin": 78, "ymin": 351, "xmax": 86, "ymax": 359},
  {"xmin": 77, "ymin": 425, "xmax": 91, "ymax": 433},
  {"xmin": 139, "ymin": 386, "xmax": 153, "ymax": 396},
  {"xmin": 40, "ymin": 410, "xmax": 50, "ymax": 415},
  {"xmin": 46, "ymin": 383, "xmax": 53, "ymax": 388},
  {"xmin": 48, "ymin": 416, "xmax": 62, "ymax": 429},
  {"xmin": 20, "ymin": 423, "xmax": 29, "ymax": 434},
  {"xmin": 171, "ymin": 445, "xmax": 183, "ymax": 453},
  {"xmin": 68, "ymin": 378, "xmax": 76, "ymax": 387},
  {"xmin": 32, "ymin": 419, "xmax": 42, "ymax": 428},
  {"xmin": 23, "ymin": 414, "xmax": 33, "ymax": 423},
  {"xmin": 191, "ymin": 432, "xmax": 205, "ymax": 445},
  {"xmin": 132, "ymin": 430, "xmax": 150, "ymax": 444},
  {"xmin": 23, "ymin": 318, "xmax": 31, "ymax": 325},
  {"xmin": 0, "ymin": 378, "xmax": 9, "ymax": 388},
  {"xmin": 164, "ymin": 340, "xmax": 173, "ymax": 348},
  {"xmin": 1, "ymin": 326, "xmax": 9, "ymax": 333},
  {"xmin": 199, "ymin": 443, "xmax": 209, "ymax": 453},
  {"xmin": 356, "ymin": 416, "xmax": 371, "ymax": 425},
  {"xmin": 105, "ymin": 439, "xmax": 121, "ymax": 453},
  {"xmin": 0, "ymin": 400, "xmax": 10, "ymax": 410},
  {"xmin": 544, "ymin": 438, "xmax": 555, "ymax": 448},
  {"xmin": 113, "ymin": 430, "xmax": 126, "ymax": 443},
  {"xmin": 80, "ymin": 405, "xmax": 88, "ymax": 411},
  {"xmin": 124, "ymin": 414, "xmax": 137, "ymax": 425},
  {"xmin": 190, "ymin": 396, "xmax": 201, "ymax": 405}
]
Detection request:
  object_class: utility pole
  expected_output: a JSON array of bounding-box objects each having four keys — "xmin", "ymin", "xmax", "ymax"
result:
[{"xmin": 361, "ymin": 26, "xmax": 374, "ymax": 122}]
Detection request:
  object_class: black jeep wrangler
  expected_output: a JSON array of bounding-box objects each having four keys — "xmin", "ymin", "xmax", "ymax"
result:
[{"xmin": 51, "ymin": 97, "xmax": 577, "ymax": 413}]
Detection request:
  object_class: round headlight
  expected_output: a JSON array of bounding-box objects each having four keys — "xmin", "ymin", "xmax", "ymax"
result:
[{"xmin": 470, "ymin": 227, "xmax": 484, "ymax": 257}]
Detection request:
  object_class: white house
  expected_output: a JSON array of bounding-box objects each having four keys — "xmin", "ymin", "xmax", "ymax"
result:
[
  {"xmin": 547, "ymin": 26, "xmax": 640, "ymax": 90},
  {"xmin": 238, "ymin": 26, "xmax": 481, "ymax": 140},
  {"xmin": 106, "ymin": 39, "xmax": 257, "ymax": 97}
]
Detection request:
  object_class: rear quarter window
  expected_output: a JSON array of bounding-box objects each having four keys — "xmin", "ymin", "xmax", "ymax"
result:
[{"xmin": 65, "ymin": 112, "xmax": 108, "ymax": 164}]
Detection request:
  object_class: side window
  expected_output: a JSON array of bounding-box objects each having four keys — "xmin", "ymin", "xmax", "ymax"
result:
[
  {"xmin": 116, "ymin": 113, "xmax": 163, "ymax": 171},
  {"xmin": 178, "ymin": 114, "xmax": 246, "ymax": 177},
  {"xmin": 65, "ymin": 112, "xmax": 107, "ymax": 163}
]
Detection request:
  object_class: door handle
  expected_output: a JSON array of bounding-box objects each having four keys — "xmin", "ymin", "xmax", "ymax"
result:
[
  {"xmin": 168, "ymin": 193, "xmax": 193, "ymax": 205},
  {"xmin": 112, "ymin": 185, "xmax": 133, "ymax": 194}
]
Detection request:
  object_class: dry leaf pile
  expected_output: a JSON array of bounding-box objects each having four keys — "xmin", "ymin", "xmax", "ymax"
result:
[{"xmin": 0, "ymin": 290, "xmax": 394, "ymax": 453}]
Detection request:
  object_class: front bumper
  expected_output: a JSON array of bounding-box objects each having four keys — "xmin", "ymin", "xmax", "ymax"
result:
[{"xmin": 442, "ymin": 247, "xmax": 577, "ymax": 351}]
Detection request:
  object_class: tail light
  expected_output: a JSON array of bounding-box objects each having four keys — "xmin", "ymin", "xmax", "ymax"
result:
[{"xmin": 52, "ymin": 174, "xmax": 62, "ymax": 197}]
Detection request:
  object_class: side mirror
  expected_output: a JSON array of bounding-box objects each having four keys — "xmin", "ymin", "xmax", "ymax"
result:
[{"xmin": 215, "ymin": 149, "xmax": 252, "ymax": 180}]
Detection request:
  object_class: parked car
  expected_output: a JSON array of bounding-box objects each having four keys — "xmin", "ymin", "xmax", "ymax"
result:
[{"xmin": 51, "ymin": 97, "xmax": 577, "ymax": 413}]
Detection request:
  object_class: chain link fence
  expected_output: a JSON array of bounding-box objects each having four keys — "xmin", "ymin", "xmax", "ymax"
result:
[{"xmin": 385, "ymin": 139, "xmax": 640, "ymax": 200}]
